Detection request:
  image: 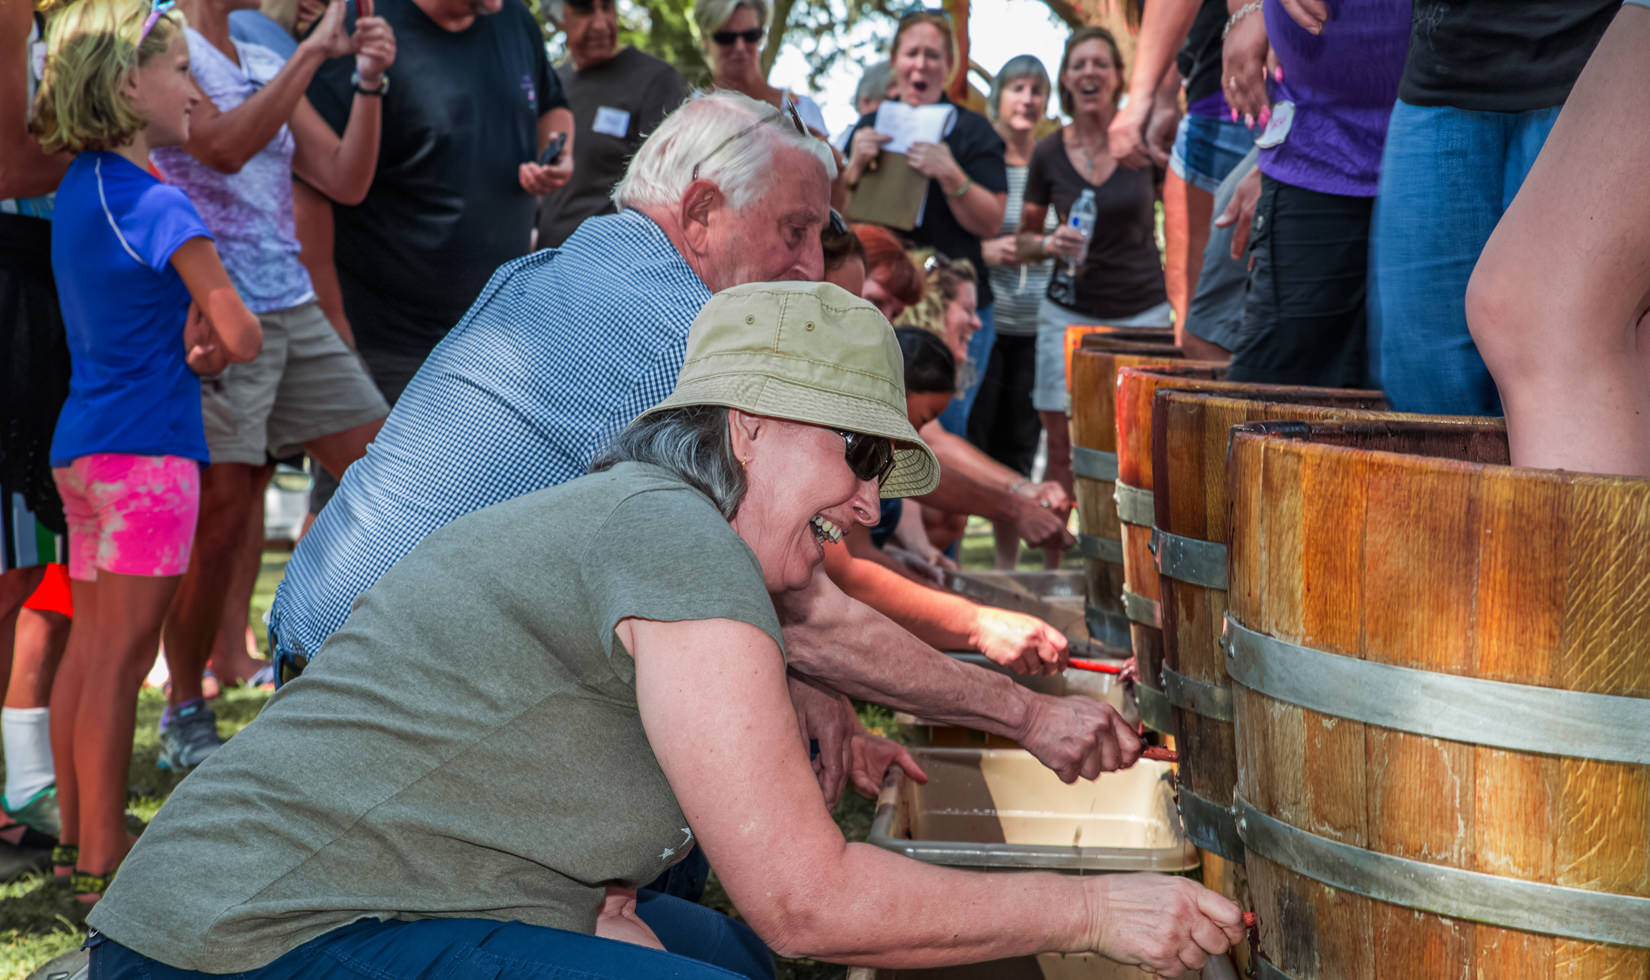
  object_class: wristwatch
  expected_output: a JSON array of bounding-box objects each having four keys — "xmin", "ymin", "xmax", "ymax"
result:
[{"xmin": 351, "ymin": 70, "xmax": 388, "ymax": 96}]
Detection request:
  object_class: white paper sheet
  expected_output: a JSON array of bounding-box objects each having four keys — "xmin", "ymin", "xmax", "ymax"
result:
[{"xmin": 872, "ymin": 101, "xmax": 958, "ymax": 155}]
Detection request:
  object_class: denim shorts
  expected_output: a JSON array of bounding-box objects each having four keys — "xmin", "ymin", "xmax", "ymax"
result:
[
  {"xmin": 1032, "ymin": 297, "xmax": 1174, "ymax": 413},
  {"xmin": 1170, "ymin": 114, "xmax": 1257, "ymax": 194}
]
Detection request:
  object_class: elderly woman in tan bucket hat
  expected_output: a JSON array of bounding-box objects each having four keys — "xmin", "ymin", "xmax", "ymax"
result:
[{"xmin": 84, "ymin": 282, "xmax": 1244, "ymax": 980}]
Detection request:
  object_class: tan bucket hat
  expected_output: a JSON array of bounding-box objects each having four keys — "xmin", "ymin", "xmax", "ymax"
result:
[{"xmin": 644, "ymin": 281, "xmax": 941, "ymax": 498}]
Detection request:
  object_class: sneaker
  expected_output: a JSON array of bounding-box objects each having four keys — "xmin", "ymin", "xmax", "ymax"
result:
[
  {"xmin": 2, "ymin": 784, "xmax": 61, "ymax": 839},
  {"xmin": 157, "ymin": 699, "xmax": 222, "ymax": 770}
]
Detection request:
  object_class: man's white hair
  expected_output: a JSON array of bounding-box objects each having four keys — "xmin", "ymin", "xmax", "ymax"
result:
[{"xmin": 613, "ymin": 90, "xmax": 837, "ymax": 214}]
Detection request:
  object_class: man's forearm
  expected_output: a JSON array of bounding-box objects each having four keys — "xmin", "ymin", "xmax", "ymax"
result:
[
  {"xmin": 919, "ymin": 462, "xmax": 1018, "ymax": 523},
  {"xmin": 778, "ymin": 573, "xmax": 1032, "ymax": 738}
]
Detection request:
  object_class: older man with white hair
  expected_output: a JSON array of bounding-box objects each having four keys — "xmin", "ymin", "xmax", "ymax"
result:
[{"xmin": 271, "ymin": 91, "xmax": 1132, "ymax": 842}]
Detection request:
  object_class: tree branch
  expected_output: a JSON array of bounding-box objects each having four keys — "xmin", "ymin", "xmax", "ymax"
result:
[{"xmin": 761, "ymin": 0, "xmax": 798, "ymax": 76}]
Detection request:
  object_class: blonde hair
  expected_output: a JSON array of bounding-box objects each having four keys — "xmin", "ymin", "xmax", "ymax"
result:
[
  {"xmin": 31, "ymin": 0, "xmax": 188, "ymax": 154},
  {"xmin": 693, "ymin": 0, "xmax": 768, "ymax": 44}
]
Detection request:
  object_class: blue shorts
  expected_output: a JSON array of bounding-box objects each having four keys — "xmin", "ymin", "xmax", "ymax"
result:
[{"xmin": 1169, "ymin": 114, "xmax": 1256, "ymax": 194}]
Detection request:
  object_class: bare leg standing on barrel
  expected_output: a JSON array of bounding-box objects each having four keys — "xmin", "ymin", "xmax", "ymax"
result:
[{"xmin": 1468, "ymin": 1, "xmax": 1650, "ymax": 476}]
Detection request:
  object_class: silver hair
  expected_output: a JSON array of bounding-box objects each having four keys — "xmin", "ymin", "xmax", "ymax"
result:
[
  {"xmin": 854, "ymin": 62, "xmax": 892, "ymax": 106},
  {"xmin": 988, "ymin": 55, "xmax": 1050, "ymax": 123},
  {"xmin": 612, "ymin": 90, "xmax": 836, "ymax": 214},
  {"xmin": 693, "ymin": 0, "xmax": 768, "ymax": 40},
  {"xmin": 590, "ymin": 405, "xmax": 748, "ymax": 520}
]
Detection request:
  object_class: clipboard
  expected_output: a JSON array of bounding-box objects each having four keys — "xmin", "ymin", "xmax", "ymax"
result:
[{"xmin": 846, "ymin": 153, "xmax": 929, "ymax": 232}]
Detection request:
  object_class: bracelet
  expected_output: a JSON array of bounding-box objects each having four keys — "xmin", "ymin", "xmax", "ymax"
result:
[
  {"xmin": 351, "ymin": 70, "xmax": 388, "ymax": 96},
  {"xmin": 1008, "ymin": 479, "xmax": 1030, "ymax": 496},
  {"xmin": 1222, "ymin": 0, "xmax": 1263, "ymax": 38},
  {"xmin": 945, "ymin": 175, "xmax": 972, "ymax": 199}
]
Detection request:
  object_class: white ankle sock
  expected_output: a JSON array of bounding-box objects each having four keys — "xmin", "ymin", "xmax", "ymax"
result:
[{"xmin": 2, "ymin": 706, "xmax": 55, "ymax": 810}]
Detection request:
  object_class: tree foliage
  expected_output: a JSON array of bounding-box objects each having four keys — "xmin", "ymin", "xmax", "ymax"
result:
[
  {"xmin": 538, "ymin": 0, "xmax": 910, "ymax": 92},
  {"xmin": 534, "ymin": 0, "xmax": 1139, "ymax": 92}
]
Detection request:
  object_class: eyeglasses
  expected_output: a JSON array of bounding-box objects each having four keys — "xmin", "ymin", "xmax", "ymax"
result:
[
  {"xmin": 689, "ymin": 99, "xmax": 807, "ymax": 182},
  {"xmin": 836, "ymin": 430, "xmax": 897, "ymax": 486},
  {"xmin": 139, "ymin": 0, "xmax": 176, "ymax": 41},
  {"xmin": 712, "ymin": 27, "xmax": 764, "ymax": 46}
]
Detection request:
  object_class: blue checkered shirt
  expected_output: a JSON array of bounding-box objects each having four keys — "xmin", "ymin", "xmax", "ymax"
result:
[{"xmin": 268, "ymin": 210, "xmax": 712, "ymax": 662}]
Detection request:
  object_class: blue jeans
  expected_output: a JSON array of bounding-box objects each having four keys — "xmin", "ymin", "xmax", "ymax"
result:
[
  {"xmin": 937, "ymin": 304, "xmax": 995, "ymax": 437},
  {"xmin": 1368, "ymin": 99, "xmax": 1562, "ymax": 415},
  {"xmin": 89, "ymin": 894, "xmax": 774, "ymax": 979}
]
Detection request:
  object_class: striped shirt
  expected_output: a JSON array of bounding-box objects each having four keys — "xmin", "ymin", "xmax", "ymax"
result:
[
  {"xmin": 268, "ymin": 210, "xmax": 712, "ymax": 661},
  {"xmin": 987, "ymin": 163, "xmax": 1053, "ymax": 337}
]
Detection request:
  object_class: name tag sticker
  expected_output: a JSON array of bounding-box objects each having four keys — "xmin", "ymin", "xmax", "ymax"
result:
[
  {"xmin": 1254, "ymin": 100, "xmax": 1294, "ymax": 149},
  {"xmin": 593, "ymin": 106, "xmax": 631, "ymax": 138}
]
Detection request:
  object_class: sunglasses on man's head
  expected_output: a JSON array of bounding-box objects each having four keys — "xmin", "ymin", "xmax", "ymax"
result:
[
  {"xmin": 837, "ymin": 431, "xmax": 897, "ymax": 486},
  {"xmin": 690, "ymin": 99, "xmax": 808, "ymax": 181},
  {"xmin": 713, "ymin": 27, "xmax": 764, "ymax": 46}
]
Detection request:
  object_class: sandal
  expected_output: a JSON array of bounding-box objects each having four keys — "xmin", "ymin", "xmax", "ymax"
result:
[
  {"xmin": 52, "ymin": 843, "xmax": 77, "ymax": 882},
  {"xmin": 71, "ymin": 867, "xmax": 116, "ymax": 903}
]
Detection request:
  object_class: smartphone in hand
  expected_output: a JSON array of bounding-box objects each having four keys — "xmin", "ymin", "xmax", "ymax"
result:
[{"xmin": 537, "ymin": 132, "xmax": 568, "ymax": 166}]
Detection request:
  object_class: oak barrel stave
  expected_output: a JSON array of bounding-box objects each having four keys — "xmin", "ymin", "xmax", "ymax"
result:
[
  {"xmin": 1112, "ymin": 364, "xmax": 1228, "ymax": 728},
  {"xmin": 1227, "ymin": 420, "xmax": 1650, "ymax": 978},
  {"xmin": 1068, "ymin": 340, "xmax": 1182, "ymax": 651}
]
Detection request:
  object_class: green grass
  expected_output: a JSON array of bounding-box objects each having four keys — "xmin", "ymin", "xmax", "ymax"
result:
[{"xmin": 0, "ymin": 527, "xmax": 1077, "ymax": 979}]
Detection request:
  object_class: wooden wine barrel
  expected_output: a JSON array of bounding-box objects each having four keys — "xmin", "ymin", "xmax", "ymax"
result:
[
  {"xmin": 1147, "ymin": 390, "xmax": 1389, "ymax": 868},
  {"xmin": 1225, "ymin": 419, "xmax": 1650, "ymax": 977},
  {"xmin": 1111, "ymin": 363, "xmax": 1228, "ymax": 732},
  {"xmin": 1068, "ymin": 341, "xmax": 1183, "ymax": 649},
  {"xmin": 1062, "ymin": 326, "xmax": 1176, "ymax": 410}
]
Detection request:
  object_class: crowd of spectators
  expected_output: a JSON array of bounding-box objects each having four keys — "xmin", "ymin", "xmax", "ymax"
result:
[{"xmin": 1, "ymin": 0, "xmax": 1648, "ymax": 974}]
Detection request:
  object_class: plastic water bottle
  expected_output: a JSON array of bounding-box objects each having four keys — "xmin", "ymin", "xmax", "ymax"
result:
[{"xmin": 1067, "ymin": 188, "xmax": 1097, "ymax": 278}]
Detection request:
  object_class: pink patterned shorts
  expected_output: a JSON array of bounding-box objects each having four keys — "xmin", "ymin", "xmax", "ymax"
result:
[{"xmin": 52, "ymin": 454, "xmax": 201, "ymax": 582}]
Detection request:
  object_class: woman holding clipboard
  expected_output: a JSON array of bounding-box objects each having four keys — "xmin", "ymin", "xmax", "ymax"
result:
[{"xmin": 843, "ymin": 10, "xmax": 1007, "ymax": 437}]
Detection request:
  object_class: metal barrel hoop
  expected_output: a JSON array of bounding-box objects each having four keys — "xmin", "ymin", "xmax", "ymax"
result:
[
  {"xmin": 1225, "ymin": 612, "xmax": 1650, "ymax": 949},
  {"xmin": 1113, "ymin": 480, "xmax": 1155, "ymax": 528},
  {"xmin": 1150, "ymin": 526, "xmax": 1228, "ymax": 591}
]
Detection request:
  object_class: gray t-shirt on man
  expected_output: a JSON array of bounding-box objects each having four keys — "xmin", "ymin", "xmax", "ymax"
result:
[{"xmin": 89, "ymin": 462, "xmax": 783, "ymax": 972}]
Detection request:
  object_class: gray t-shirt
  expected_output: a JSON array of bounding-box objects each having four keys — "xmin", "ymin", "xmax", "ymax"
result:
[
  {"xmin": 536, "ymin": 47, "xmax": 689, "ymax": 249},
  {"xmin": 89, "ymin": 463, "xmax": 783, "ymax": 972}
]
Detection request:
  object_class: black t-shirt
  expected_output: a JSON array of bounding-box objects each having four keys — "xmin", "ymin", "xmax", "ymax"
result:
[
  {"xmin": 537, "ymin": 47, "xmax": 688, "ymax": 249},
  {"xmin": 1398, "ymin": 0, "xmax": 1617, "ymax": 112},
  {"xmin": 307, "ymin": 0, "xmax": 563, "ymax": 357},
  {"xmin": 1024, "ymin": 132, "xmax": 1166, "ymax": 320},
  {"xmin": 851, "ymin": 97, "xmax": 1008, "ymax": 309},
  {"xmin": 1176, "ymin": 0, "xmax": 1229, "ymax": 109}
]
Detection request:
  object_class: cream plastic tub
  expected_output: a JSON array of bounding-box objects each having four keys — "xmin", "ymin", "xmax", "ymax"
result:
[
  {"xmin": 857, "ymin": 746, "xmax": 1205, "ymax": 979},
  {"xmin": 868, "ymin": 747, "xmax": 1196, "ymax": 873}
]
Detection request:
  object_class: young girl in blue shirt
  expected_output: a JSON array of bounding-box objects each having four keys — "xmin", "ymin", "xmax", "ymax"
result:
[{"xmin": 30, "ymin": 0, "xmax": 261, "ymax": 903}]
